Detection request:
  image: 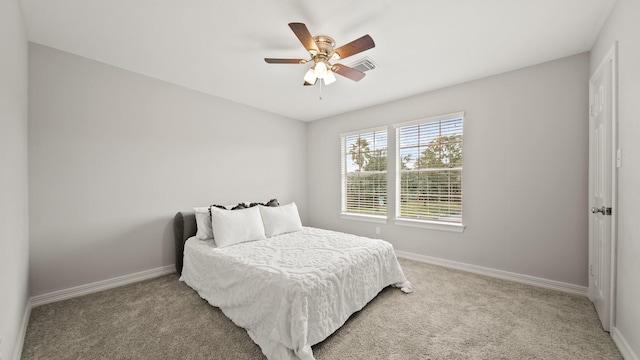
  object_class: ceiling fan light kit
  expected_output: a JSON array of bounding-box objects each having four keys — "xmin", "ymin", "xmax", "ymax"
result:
[{"xmin": 265, "ymin": 22, "xmax": 375, "ymax": 87}]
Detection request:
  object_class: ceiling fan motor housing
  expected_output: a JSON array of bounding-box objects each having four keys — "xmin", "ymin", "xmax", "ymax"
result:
[{"xmin": 312, "ymin": 35, "xmax": 335, "ymax": 60}]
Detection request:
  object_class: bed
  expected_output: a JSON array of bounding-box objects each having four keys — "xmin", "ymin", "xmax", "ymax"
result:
[{"xmin": 174, "ymin": 206, "xmax": 412, "ymax": 360}]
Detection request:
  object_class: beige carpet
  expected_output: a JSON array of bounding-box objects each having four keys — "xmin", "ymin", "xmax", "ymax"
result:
[{"xmin": 22, "ymin": 259, "xmax": 621, "ymax": 359}]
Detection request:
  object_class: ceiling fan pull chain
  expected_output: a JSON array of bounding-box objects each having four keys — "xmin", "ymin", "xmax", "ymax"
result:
[{"xmin": 319, "ymin": 80, "xmax": 323, "ymax": 100}]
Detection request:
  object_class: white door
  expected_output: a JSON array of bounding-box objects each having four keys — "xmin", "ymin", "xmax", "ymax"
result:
[{"xmin": 588, "ymin": 44, "xmax": 617, "ymax": 332}]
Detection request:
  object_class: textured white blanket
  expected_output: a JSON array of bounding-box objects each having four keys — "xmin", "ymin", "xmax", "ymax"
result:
[{"xmin": 180, "ymin": 227, "xmax": 412, "ymax": 360}]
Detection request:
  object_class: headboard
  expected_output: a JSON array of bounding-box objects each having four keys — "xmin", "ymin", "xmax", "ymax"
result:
[{"xmin": 173, "ymin": 212, "xmax": 197, "ymax": 275}]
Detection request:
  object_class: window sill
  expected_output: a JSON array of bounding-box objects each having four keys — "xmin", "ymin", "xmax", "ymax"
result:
[
  {"xmin": 341, "ymin": 213, "xmax": 388, "ymax": 224},
  {"xmin": 394, "ymin": 218, "xmax": 466, "ymax": 233}
]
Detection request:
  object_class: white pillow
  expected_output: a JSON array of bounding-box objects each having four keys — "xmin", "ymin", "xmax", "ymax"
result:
[
  {"xmin": 193, "ymin": 204, "xmax": 244, "ymax": 240},
  {"xmin": 210, "ymin": 206, "xmax": 266, "ymax": 248},
  {"xmin": 193, "ymin": 207, "xmax": 213, "ymax": 240},
  {"xmin": 259, "ymin": 202, "xmax": 303, "ymax": 237}
]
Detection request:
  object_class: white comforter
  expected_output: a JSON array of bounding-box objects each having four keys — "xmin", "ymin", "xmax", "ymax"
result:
[{"xmin": 180, "ymin": 227, "xmax": 412, "ymax": 360}]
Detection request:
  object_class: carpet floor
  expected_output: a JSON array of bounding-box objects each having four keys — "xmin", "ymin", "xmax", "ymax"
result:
[{"xmin": 22, "ymin": 259, "xmax": 621, "ymax": 359}]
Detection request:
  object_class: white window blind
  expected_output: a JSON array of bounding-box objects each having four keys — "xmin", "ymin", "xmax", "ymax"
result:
[
  {"xmin": 341, "ymin": 128, "xmax": 388, "ymax": 218},
  {"xmin": 396, "ymin": 113, "xmax": 463, "ymax": 224}
]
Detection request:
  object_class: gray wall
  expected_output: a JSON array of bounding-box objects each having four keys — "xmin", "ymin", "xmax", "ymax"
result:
[
  {"xmin": 591, "ymin": 0, "xmax": 640, "ymax": 356},
  {"xmin": 0, "ymin": 0, "xmax": 30, "ymax": 358},
  {"xmin": 28, "ymin": 44, "xmax": 308, "ymax": 296},
  {"xmin": 307, "ymin": 53, "xmax": 589, "ymax": 287}
]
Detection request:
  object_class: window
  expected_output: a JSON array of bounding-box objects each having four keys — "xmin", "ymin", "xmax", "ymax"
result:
[
  {"xmin": 341, "ymin": 127, "xmax": 388, "ymax": 220},
  {"xmin": 396, "ymin": 112, "xmax": 464, "ymax": 226}
]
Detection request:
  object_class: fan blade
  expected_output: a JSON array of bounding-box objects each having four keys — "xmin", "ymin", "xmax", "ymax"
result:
[
  {"xmin": 289, "ymin": 22, "xmax": 319, "ymax": 53},
  {"xmin": 264, "ymin": 58, "xmax": 306, "ymax": 64},
  {"xmin": 332, "ymin": 34, "xmax": 375, "ymax": 60},
  {"xmin": 332, "ymin": 64, "xmax": 366, "ymax": 81}
]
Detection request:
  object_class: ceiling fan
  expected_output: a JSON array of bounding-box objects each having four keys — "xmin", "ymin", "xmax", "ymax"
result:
[{"xmin": 265, "ymin": 23, "xmax": 375, "ymax": 86}]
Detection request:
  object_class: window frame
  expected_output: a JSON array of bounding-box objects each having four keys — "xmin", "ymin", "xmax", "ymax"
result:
[
  {"xmin": 340, "ymin": 125, "xmax": 389, "ymax": 223},
  {"xmin": 393, "ymin": 112, "xmax": 466, "ymax": 232}
]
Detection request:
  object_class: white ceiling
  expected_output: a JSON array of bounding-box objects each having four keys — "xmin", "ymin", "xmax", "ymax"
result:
[{"xmin": 19, "ymin": 0, "xmax": 615, "ymax": 122}]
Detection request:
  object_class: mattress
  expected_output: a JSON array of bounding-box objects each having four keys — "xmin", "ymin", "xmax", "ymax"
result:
[{"xmin": 179, "ymin": 226, "xmax": 411, "ymax": 360}]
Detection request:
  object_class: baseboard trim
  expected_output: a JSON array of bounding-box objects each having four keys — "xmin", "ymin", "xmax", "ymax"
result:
[
  {"xmin": 12, "ymin": 298, "xmax": 31, "ymax": 360},
  {"xmin": 612, "ymin": 326, "xmax": 639, "ymax": 360},
  {"xmin": 30, "ymin": 265, "xmax": 176, "ymax": 308},
  {"xmin": 395, "ymin": 251, "xmax": 588, "ymax": 296}
]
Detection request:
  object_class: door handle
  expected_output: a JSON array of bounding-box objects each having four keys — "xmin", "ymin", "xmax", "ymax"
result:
[{"xmin": 590, "ymin": 206, "xmax": 612, "ymax": 215}]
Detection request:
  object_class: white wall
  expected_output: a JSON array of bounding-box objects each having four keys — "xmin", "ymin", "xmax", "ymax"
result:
[
  {"xmin": 28, "ymin": 44, "xmax": 308, "ymax": 296},
  {"xmin": 590, "ymin": 0, "xmax": 640, "ymax": 357},
  {"xmin": 0, "ymin": 0, "xmax": 30, "ymax": 359},
  {"xmin": 307, "ymin": 53, "xmax": 590, "ymax": 287}
]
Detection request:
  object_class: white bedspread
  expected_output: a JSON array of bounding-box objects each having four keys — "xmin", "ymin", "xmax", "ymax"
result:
[{"xmin": 179, "ymin": 227, "xmax": 412, "ymax": 360}]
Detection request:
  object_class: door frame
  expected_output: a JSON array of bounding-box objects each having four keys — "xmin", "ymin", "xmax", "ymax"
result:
[{"xmin": 588, "ymin": 41, "xmax": 618, "ymax": 331}]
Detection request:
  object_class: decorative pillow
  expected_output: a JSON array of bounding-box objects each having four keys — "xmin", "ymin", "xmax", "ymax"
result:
[
  {"xmin": 259, "ymin": 202, "xmax": 302, "ymax": 237},
  {"xmin": 210, "ymin": 206, "xmax": 267, "ymax": 248},
  {"xmin": 194, "ymin": 207, "xmax": 214, "ymax": 240},
  {"xmin": 265, "ymin": 198, "xmax": 279, "ymax": 207},
  {"xmin": 249, "ymin": 198, "xmax": 279, "ymax": 208},
  {"xmin": 231, "ymin": 203, "xmax": 247, "ymax": 210}
]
